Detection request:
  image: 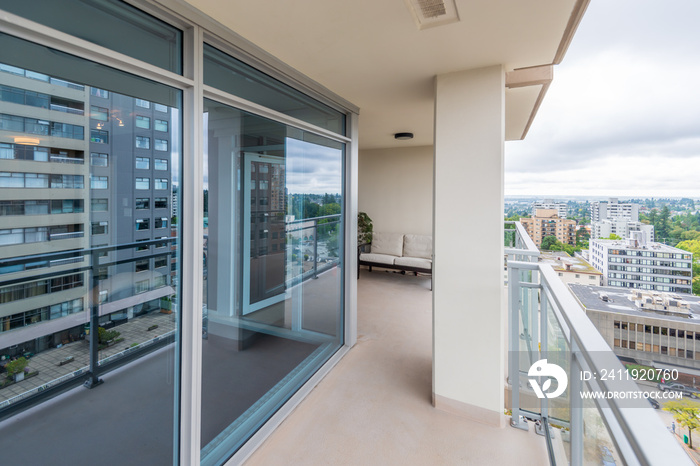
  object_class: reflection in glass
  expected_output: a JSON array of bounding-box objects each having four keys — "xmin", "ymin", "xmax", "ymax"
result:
[
  {"xmin": 202, "ymin": 99, "xmax": 344, "ymax": 463},
  {"xmin": 0, "ymin": 46, "xmax": 181, "ymax": 464}
]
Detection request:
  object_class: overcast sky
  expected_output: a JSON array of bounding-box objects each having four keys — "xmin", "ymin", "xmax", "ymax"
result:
[{"xmin": 504, "ymin": 0, "xmax": 700, "ymax": 199}]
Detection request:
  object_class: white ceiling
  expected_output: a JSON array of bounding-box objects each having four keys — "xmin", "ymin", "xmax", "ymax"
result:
[{"xmin": 184, "ymin": 0, "xmax": 584, "ymax": 149}]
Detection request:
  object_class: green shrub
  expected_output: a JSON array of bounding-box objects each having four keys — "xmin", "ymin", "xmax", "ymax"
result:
[{"xmin": 5, "ymin": 357, "xmax": 28, "ymax": 377}]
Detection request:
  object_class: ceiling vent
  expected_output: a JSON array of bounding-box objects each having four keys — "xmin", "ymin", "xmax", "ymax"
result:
[{"xmin": 404, "ymin": 0, "xmax": 460, "ymax": 30}]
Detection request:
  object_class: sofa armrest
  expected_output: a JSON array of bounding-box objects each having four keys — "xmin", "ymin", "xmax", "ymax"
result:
[{"xmin": 358, "ymin": 243, "xmax": 371, "ymax": 253}]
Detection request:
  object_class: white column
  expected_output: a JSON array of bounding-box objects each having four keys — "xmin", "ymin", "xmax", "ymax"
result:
[{"xmin": 433, "ymin": 65, "xmax": 505, "ymax": 426}]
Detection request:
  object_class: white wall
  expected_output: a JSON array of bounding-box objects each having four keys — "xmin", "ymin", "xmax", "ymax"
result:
[
  {"xmin": 358, "ymin": 146, "xmax": 433, "ymax": 236},
  {"xmin": 433, "ymin": 65, "xmax": 505, "ymax": 426}
]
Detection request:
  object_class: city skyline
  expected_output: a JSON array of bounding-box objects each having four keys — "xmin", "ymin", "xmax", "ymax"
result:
[{"xmin": 505, "ymin": 0, "xmax": 700, "ymax": 198}]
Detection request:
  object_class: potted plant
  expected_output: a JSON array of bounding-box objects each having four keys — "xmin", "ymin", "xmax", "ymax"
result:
[
  {"xmin": 5, "ymin": 357, "xmax": 28, "ymax": 382},
  {"xmin": 358, "ymin": 212, "xmax": 373, "ymax": 245}
]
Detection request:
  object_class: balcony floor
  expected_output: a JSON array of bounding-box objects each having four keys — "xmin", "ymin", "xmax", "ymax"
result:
[{"xmin": 246, "ymin": 269, "xmax": 549, "ymax": 465}]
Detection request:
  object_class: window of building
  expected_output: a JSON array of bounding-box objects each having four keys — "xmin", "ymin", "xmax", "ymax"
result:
[
  {"xmin": 91, "ymin": 199, "xmax": 108, "ymax": 212},
  {"xmin": 135, "ymin": 98, "xmax": 150, "ymax": 108},
  {"xmin": 91, "ymin": 222, "xmax": 108, "ymax": 235},
  {"xmin": 135, "ymin": 198, "xmax": 150, "ymax": 210},
  {"xmin": 154, "ymin": 139, "xmax": 168, "ymax": 151},
  {"xmin": 135, "ymin": 115, "xmax": 150, "ymax": 129},
  {"xmin": 90, "ymin": 88, "xmax": 109, "ymax": 98},
  {"xmin": 90, "ymin": 129, "xmax": 109, "ymax": 143},
  {"xmin": 91, "ymin": 106, "xmax": 108, "ymax": 121},
  {"xmin": 155, "ymin": 119, "xmax": 168, "ymax": 132},
  {"xmin": 154, "ymin": 256, "xmax": 167, "ymax": 268},
  {"xmin": 135, "ymin": 219, "xmax": 150, "ymax": 231},
  {"xmin": 135, "ymin": 136, "xmax": 150, "ymax": 149},
  {"xmin": 135, "ymin": 157, "xmax": 150, "ymax": 169},
  {"xmin": 135, "ymin": 279, "xmax": 149, "ymax": 294},
  {"xmin": 135, "ymin": 178, "xmax": 150, "ymax": 190},
  {"xmin": 154, "ymin": 275, "xmax": 166, "ymax": 288},
  {"xmin": 90, "ymin": 152, "xmax": 108, "ymax": 166},
  {"xmin": 155, "ymin": 217, "xmax": 167, "ymax": 229},
  {"xmin": 135, "ymin": 260, "xmax": 149, "ymax": 273},
  {"xmin": 155, "ymin": 178, "xmax": 168, "ymax": 190},
  {"xmin": 91, "ymin": 176, "xmax": 108, "ymax": 189},
  {"xmin": 154, "ymin": 103, "xmax": 168, "ymax": 113},
  {"xmin": 154, "ymin": 158, "xmax": 168, "ymax": 170}
]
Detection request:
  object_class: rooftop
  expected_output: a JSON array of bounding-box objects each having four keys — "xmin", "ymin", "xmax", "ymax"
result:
[
  {"xmin": 591, "ymin": 239, "xmax": 689, "ymax": 254},
  {"xmin": 539, "ymin": 250, "xmax": 601, "ymax": 275},
  {"xmin": 569, "ymin": 284, "xmax": 700, "ymax": 323}
]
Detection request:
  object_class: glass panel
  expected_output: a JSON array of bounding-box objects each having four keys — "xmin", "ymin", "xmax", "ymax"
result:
[
  {"xmin": 0, "ymin": 39, "xmax": 181, "ymax": 465},
  {"xmin": 0, "ymin": 0, "xmax": 182, "ymax": 74},
  {"xmin": 203, "ymin": 44, "xmax": 345, "ymax": 135},
  {"xmin": 582, "ymin": 384, "xmax": 623, "ymax": 466},
  {"xmin": 546, "ymin": 298, "xmax": 572, "ymax": 465},
  {"xmin": 201, "ymin": 99, "xmax": 344, "ymax": 463}
]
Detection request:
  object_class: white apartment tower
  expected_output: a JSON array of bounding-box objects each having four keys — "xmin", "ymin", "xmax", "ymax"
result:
[
  {"xmin": 532, "ymin": 199, "xmax": 567, "ymax": 219},
  {"xmin": 589, "ymin": 234, "xmax": 693, "ymax": 294},
  {"xmin": 591, "ymin": 198, "xmax": 654, "ymax": 241}
]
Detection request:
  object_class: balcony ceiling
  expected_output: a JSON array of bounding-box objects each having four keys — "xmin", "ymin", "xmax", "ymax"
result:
[{"xmin": 184, "ymin": 0, "xmax": 586, "ymax": 149}]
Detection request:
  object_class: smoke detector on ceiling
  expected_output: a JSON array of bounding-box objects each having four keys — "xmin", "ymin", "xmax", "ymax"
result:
[{"xmin": 404, "ymin": 0, "xmax": 460, "ymax": 30}]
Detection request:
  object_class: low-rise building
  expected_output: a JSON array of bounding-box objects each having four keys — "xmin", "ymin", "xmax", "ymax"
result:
[
  {"xmin": 569, "ymin": 284, "xmax": 700, "ymax": 370},
  {"xmin": 540, "ymin": 251, "xmax": 603, "ymax": 286},
  {"xmin": 520, "ymin": 208, "xmax": 576, "ymax": 247}
]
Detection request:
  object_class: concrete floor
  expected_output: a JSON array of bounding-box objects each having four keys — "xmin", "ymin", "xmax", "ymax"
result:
[{"xmin": 245, "ymin": 269, "xmax": 549, "ymax": 466}]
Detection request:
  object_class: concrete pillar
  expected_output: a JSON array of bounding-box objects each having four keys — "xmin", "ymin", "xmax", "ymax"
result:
[{"xmin": 432, "ymin": 65, "xmax": 505, "ymax": 426}]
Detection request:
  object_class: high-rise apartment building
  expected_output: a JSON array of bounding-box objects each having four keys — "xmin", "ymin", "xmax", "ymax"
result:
[
  {"xmin": 590, "ymin": 198, "xmax": 654, "ymax": 241},
  {"xmin": 591, "ymin": 198, "xmax": 639, "ymax": 222},
  {"xmin": 531, "ymin": 199, "xmax": 567, "ymax": 219},
  {"xmin": 589, "ymin": 235, "xmax": 693, "ymax": 294},
  {"xmin": 0, "ymin": 66, "xmax": 90, "ymax": 351},
  {"xmin": 520, "ymin": 208, "xmax": 576, "ymax": 247},
  {"xmin": 593, "ymin": 219, "xmax": 655, "ymax": 242},
  {"xmin": 0, "ymin": 64, "xmax": 174, "ymax": 357}
]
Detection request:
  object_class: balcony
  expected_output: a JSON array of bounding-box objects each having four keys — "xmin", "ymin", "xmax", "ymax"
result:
[
  {"xmin": 506, "ymin": 222, "xmax": 690, "ymax": 465},
  {"xmin": 245, "ymin": 269, "xmax": 549, "ymax": 465}
]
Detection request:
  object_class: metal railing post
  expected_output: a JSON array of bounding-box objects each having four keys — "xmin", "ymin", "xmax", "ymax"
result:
[
  {"xmin": 313, "ymin": 219, "xmax": 318, "ymax": 279},
  {"xmin": 570, "ymin": 345, "xmax": 583, "ymax": 466},
  {"xmin": 84, "ymin": 249, "xmax": 103, "ymax": 389},
  {"xmin": 509, "ymin": 264, "xmax": 528, "ymax": 430}
]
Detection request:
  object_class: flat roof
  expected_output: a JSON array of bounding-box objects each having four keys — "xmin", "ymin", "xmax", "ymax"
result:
[
  {"xmin": 540, "ymin": 251, "xmax": 601, "ymax": 275},
  {"xmin": 590, "ymin": 239, "xmax": 688, "ymax": 254},
  {"xmin": 569, "ymin": 284, "xmax": 700, "ymax": 324}
]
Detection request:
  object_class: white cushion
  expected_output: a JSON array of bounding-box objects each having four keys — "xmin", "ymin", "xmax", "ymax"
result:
[
  {"xmin": 403, "ymin": 234, "xmax": 432, "ymax": 259},
  {"xmin": 360, "ymin": 253, "xmax": 396, "ymax": 265},
  {"xmin": 370, "ymin": 232, "xmax": 404, "ymax": 257},
  {"xmin": 394, "ymin": 256, "xmax": 432, "ymax": 269}
]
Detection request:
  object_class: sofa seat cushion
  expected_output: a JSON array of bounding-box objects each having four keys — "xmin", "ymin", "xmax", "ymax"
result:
[
  {"xmin": 360, "ymin": 253, "xmax": 397, "ymax": 266},
  {"xmin": 370, "ymin": 232, "xmax": 404, "ymax": 257},
  {"xmin": 403, "ymin": 234, "xmax": 432, "ymax": 260},
  {"xmin": 394, "ymin": 256, "xmax": 432, "ymax": 270}
]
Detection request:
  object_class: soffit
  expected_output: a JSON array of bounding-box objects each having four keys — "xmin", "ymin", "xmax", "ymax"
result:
[{"xmin": 184, "ymin": 0, "xmax": 582, "ymax": 149}]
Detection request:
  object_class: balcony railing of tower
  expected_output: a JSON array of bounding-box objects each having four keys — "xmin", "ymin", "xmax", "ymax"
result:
[
  {"xmin": 0, "ymin": 237, "xmax": 177, "ymax": 419},
  {"xmin": 506, "ymin": 224, "xmax": 690, "ymax": 465}
]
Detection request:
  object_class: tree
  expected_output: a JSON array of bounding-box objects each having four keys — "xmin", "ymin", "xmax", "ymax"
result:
[
  {"xmin": 540, "ymin": 236, "xmax": 558, "ymax": 250},
  {"xmin": 602, "ymin": 234, "xmax": 622, "ymax": 240},
  {"xmin": 665, "ymin": 400, "xmax": 700, "ymax": 448},
  {"xmin": 677, "ymin": 239, "xmax": 700, "ymax": 297}
]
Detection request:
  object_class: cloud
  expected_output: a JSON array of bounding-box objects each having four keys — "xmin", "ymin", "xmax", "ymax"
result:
[{"xmin": 506, "ymin": 0, "xmax": 700, "ymax": 197}]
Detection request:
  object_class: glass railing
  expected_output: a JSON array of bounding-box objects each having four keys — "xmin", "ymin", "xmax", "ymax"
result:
[
  {"xmin": 506, "ymin": 222, "xmax": 690, "ymax": 465},
  {"xmin": 286, "ymin": 214, "xmax": 341, "ymax": 285},
  {"xmin": 0, "ymin": 238, "xmax": 177, "ymax": 414}
]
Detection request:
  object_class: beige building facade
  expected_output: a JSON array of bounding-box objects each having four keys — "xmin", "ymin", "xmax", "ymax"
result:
[{"xmin": 520, "ymin": 208, "xmax": 576, "ymax": 247}]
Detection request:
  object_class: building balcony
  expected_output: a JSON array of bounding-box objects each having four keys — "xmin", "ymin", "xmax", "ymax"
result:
[{"xmin": 506, "ymin": 222, "xmax": 691, "ymax": 465}]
